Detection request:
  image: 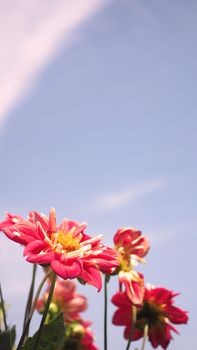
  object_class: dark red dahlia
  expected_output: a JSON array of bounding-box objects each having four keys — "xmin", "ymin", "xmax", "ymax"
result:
[{"xmin": 112, "ymin": 286, "xmax": 188, "ymax": 349}]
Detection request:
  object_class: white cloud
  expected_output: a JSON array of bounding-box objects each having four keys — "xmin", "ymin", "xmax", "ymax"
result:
[
  {"xmin": 0, "ymin": 0, "xmax": 109, "ymax": 129},
  {"xmin": 95, "ymin": 178, "xmax": 165, "ymax": 211}
]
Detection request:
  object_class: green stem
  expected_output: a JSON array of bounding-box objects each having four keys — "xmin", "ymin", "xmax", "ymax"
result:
[
  {"xmin": 17, "ymin": 269, "xmax": 52, "ymax": 350},
  {"xmin": 104, "ymin": 274, "xmax": 108, "ymax": 350},
  {"xmin": 140, "ymin": 324, "xmax": 149, "ymax": 350},
  {"xmin": 23, "ymin": 264, "xmax": 37, "ymax": 336},
  {"xmin": 125, "ymin": 337, "xmax": 132, "ymax": 350},
  {"xmin": 32, "ymin": 271, "xmax": 56, "ymax": 350},
  {"xmin": 0, "ymin": 283, "xmax": 8, "ymax": 331},
  {"xmin": 125, "ymin": 306, "xmax": 137, "ymax": 350}
]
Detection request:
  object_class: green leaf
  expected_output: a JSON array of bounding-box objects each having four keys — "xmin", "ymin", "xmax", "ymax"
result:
[
  {"xmin": 0, "ymin": 325, "xmax": 16, "ymax": 350},
  {"xmin": 22, "ymin": 313, "xmax": 65, "ymax": 350}
]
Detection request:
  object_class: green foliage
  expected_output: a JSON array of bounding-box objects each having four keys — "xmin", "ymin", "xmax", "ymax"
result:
[
  {"xmin": 0, "ymin": 325, "xmax": 16, "ymax": 350},
  {"xmin": 22, "ymin": 313, "xmax": 65, "ymax": 350}
]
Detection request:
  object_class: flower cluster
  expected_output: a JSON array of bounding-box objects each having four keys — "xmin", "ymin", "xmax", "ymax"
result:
[
  {"xmin": 0, "ymin": 208, "xmax": 188, "ymax": 350},
  {"xmin": 111, "ymin": 228, "xmax": 188, "ymax": 349}
]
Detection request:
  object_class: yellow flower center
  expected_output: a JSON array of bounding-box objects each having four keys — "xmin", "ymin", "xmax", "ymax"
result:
[
  {"xmin": 117, "ymin": 248, "xmax": 135, "ymax": 272},
  {"xmin": 52, "ymin": 230, "xmax": 81, "ymax": 253},
  {"xmin": 119, "ymin": 255, "xmax": 131, "ymax": 272}
]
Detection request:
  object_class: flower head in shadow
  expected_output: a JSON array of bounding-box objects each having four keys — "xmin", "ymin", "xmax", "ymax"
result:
[{"xmin": 112, "ymin": 285, "xmax": 188, "ymax": 349}]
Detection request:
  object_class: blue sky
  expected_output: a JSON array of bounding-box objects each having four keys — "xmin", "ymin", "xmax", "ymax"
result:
[{"xmin": 0, "ymin": 1, "xmax": 196, "ymax": 349}]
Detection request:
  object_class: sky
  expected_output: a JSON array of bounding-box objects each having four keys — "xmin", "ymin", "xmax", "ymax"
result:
[{"xmin": 0, "ymin": 0, "xmax": 197, "ymax": 349}]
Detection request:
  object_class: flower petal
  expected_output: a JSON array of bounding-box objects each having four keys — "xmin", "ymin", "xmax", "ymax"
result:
[
  {"xmin": 51, "ymin": 259, "xmax": 82, "ymax": 279},
  {"xmin": 3, "ymin": 227, "xmax": 28, "ymax": 245},
  {"xmin": 111, "ymin": 292, "xmax": 130, "ymax": 308},
  {"xmin": 79, "ymin": 265, "xmax": 102, "ymax": 291},
  {"xmin": 112, "ymin": 309, "xmax": 131, "ymax": 326},
  {"xmin": 124, "ymin": 325, "xmax": 143, "ymax": 341},
  {"xmin": 24, "ymin": 240, "xmax": 54, "ymax": 264},
  {"xmin": 165, "ymin": 305, "xmax": 188, "ymax": 324}
]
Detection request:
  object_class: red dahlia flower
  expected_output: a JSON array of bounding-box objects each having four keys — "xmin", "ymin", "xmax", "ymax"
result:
[
  {"xmin": 37, "ymin": 278, "xmax": 87, "ymax": 323},
  {"xmin": 112, "ymin": 286, "xmax": 188, "ymax": 349},
  {"xmin": 114, "ymin": 227, "xmax": 149, "ymax": 305},
  {"xmin": 0, "ymin": 208, "xmax": 119, "ymax": 290}
]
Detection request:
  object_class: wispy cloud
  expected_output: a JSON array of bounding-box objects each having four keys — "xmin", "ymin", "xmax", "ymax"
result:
[
  {"xmin": 0, "ymin": 0, "xmax": 109, "ymax": 129},
  {"xmin": 95, "ymin": 178, "xmax": 165, "ymax": 211}
]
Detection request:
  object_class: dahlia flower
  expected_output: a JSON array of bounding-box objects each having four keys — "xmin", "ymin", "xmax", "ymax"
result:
[
  {"xmin": 37, "ymin": 278, "xmax": 87, "ymax": 323},
  {"xmin": 0, "ymin": 208, "xmax": 119, "ymax": 290},
  {"xmin": 112, "ymin": 286, "xmax": 188, "ymax": 349},
  {"xmin": 114, "ymin": 227, "xmax": 149, "ymax": 305},
  {"xmin": 114, "ymin": 227, "xmax": 149, "ymax": 259}
]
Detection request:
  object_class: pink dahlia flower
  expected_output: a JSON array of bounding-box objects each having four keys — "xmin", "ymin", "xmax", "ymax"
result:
[
  {"xmin": 37, "ymin": 278, "xmax": 87, "ymax": 323},
  {"xmin": 0, "ymin": 208, "xmax": 119, "ymax": 290},
  {"xmin": 112, "ymin": 286, "xmax": 188, "ymax": 349},
  {"xmin": 113, "ymin": 227, "xmax": 149, "ymax": 305},
  {"xmin": 114, "ymin": 227, "xmax": 149, "ymax": 259}
]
